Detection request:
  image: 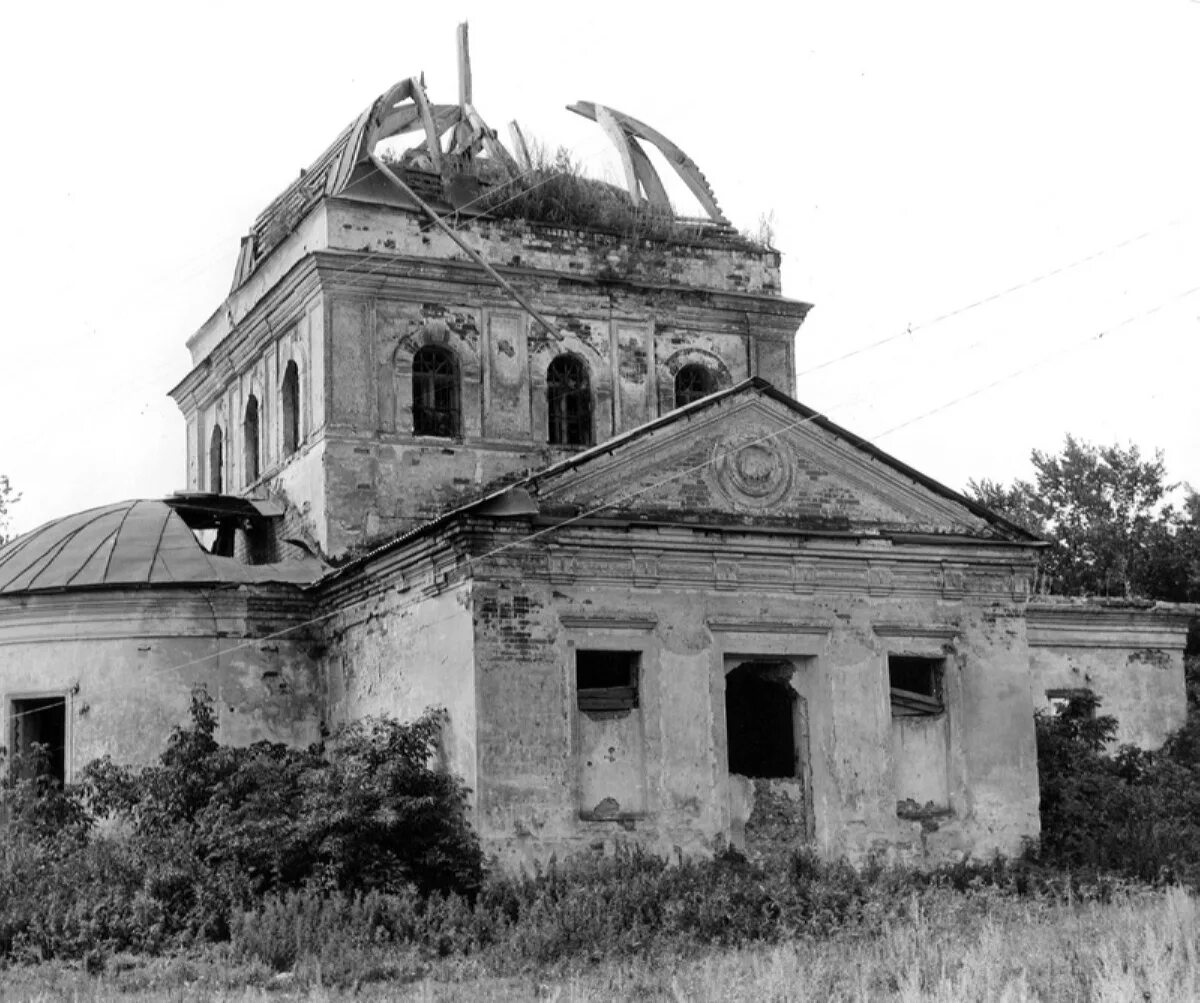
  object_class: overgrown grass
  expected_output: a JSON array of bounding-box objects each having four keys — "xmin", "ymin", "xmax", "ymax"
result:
[
  {"xmin": 2, "ymin": 885, "xmax": 1197, "ymax": 1000},
  {"xmin": 5, "ymin": 656, "xmax": 1200, "ymax": 997}
]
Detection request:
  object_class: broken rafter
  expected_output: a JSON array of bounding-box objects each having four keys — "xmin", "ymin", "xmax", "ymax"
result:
[
  {"xmin": 508, "ymin": 121, "xmax": 533, "ymax": 172},
  {"xmin": 568, "ymin": 101, "xmax": 728, "ymax": 223}
]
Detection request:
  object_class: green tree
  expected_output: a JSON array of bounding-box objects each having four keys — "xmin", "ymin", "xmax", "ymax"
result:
[
  {"xmin": 968, "ymin": 436, "xmax": 1199, "ymax": 600},
  {"xmin": 0, "ymin": 475, "xmax": 18, "ymax": 545}
]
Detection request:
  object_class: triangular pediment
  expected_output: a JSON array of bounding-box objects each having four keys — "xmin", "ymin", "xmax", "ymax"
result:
[{"xmin": 521, "ymin": 381, "xmax": 1033, "ymax": 541}]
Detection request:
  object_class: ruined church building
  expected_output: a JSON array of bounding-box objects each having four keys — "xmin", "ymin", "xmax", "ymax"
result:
[{"xmin": 0, "ymin": 32, "xmax": 1191, "ymax": 866}]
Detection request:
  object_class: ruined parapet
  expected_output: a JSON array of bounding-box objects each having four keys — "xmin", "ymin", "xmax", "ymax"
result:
[{"xmin": 1027, "ymin": 597, "xmax": 1197, "ymax": 748}]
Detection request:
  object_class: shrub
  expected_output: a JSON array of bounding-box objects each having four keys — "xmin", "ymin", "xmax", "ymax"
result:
[
  {"xmin": 1032, "ymin": 690, "xmax": 1200, "ymax": 884},
  {"xmin": 0, "ymin": 693, "xmax": 482, "ymax": 962}
]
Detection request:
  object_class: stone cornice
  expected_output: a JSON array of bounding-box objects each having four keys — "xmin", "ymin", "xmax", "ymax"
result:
[
  {"xmin": 310, "ymin": 250, "xmax": 810, "ymax": 325},
  {"xmin": 170, "ymin": 257, "xmax": 323, "ymax": 409},
  {"xmin": 1027, "ymin": 601, "xmax": 1196, "ymax": 649}
]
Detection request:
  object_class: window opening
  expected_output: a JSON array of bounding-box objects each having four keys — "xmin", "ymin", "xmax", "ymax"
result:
[
  {"xmin": 282, "ymin": 360, "xmax": 300, "ymax": 456},
  {"xmin": 888, "ymin": 656, "xmax": 944, "ymax": 717},
  {"xmin": 547, "ymin": 355, "xmax": 592, "ymax": 447},
  {"xmin": 209, "ymin": 425, "xmax": 224, "ymax": 493},
  {"xmin": 1047, "ymin": 688, "xmax": 1097, "ymax": 719},
  {"xmin": 675, "ymin": 363, "xmax": 716, "ymax": 407},
  {"xmin": 244, "ymin": 395, "xmax": 260, "ymax": 483},
  {"xmin": 725, "ymin": 661, "xmax": 797, "ymax": 778},
  {"xmin": 576, "ymin": 650, "xmax": 639, "ymax": 712},
  {"xmin": 412, "ymin": 346, "xmax": 460, "ymax": 437},
  {"xmin": 9, "ymin": 697, "xmax": 66, "ymax": 785}
]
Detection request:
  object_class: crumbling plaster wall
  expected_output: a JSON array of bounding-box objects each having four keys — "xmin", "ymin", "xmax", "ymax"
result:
[
  {"xmin": 469, "ymin": 526, "xmax": 1041, "ymax": 870},
  {"xmin": 1027, "ymin": 602, "xmax": 1191, "ymax": 748},
  {"xmin": 315, "ymin": 254, "xmax": 799, "ymax": 554},
  {"xmin": 0, "ymin": 588, "xmax": 323, "ymax": 777},
  {"xmin": 321, "ymin": 575, "xmax": 478, "ymax": 802}
]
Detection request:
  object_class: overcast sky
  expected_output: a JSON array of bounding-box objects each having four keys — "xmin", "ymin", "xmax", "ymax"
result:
[{"xmin": 2, "ymin": 1, "xmax": 1197, "ymax": 536}]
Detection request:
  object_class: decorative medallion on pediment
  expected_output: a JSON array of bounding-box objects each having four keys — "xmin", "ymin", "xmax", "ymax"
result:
[{"xmin": 709, "ymin": 428, "xmax": 795, "ymax": 510}]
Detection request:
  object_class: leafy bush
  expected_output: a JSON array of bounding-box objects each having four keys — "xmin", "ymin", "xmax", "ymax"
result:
[
  {"xmin": 0, "ymin": 693, "xmax": 482, "ymax": 961},
  {"xmin": 1032, "ymin": 686, "xmax": 1200, "ymax": 884}
]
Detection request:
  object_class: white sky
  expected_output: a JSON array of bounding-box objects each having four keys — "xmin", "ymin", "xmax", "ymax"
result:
[{"xmin": 1, "ymin": 1, "xmax": 1197, "ymax": 536}]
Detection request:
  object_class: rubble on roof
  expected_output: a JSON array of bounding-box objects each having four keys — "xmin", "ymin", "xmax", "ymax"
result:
[{"xmin": 232, "ymin": 23, "xmax": 732, "ymax": 292}]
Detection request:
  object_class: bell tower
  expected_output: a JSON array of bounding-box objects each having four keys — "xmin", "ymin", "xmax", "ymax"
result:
[{"xmin": 170, "ymin": 27, "xmax": 811, "ymax": 558}]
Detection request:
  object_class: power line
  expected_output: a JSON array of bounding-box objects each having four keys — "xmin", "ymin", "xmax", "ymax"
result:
[
  {"xmin": 10, "ymin": 277, "xmax": 1198, "ymax": 727},
  {"xmin": 796, "ymin": 217, "xmax": 1193, "ymax": 379}
]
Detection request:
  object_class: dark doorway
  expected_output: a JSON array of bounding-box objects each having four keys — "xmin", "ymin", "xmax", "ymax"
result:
[
  {"xmin": 10, "ymin": 697, "xmax": 67, "ymax": 784},
  {"xmin": 725, "ymin": 662, "xmax": 796, "ymax": 778}
]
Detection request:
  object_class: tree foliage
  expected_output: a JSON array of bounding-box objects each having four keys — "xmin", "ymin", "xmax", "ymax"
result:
[
  {"xmin": 0, "ymin": 474, "xmax": 19, "ymax": 546},
  {"xmin": 968, "ymin": 436, "xmax": 1200, "ymax": 600}
]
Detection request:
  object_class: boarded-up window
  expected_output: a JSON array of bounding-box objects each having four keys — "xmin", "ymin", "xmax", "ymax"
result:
[
  {"xmin": 889, "ymin": 656, "xmax": 944, "ymax": 716},
  {"xmin": 889, "ymin": 655, "xmax": 949, "ymax": 813},
  {"xmin": 576, "ymin": 650, "xmax": 638, "ymax": 712}
]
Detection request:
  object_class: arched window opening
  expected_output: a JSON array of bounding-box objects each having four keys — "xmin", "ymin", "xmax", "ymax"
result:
[
  {"xmin": 725, "ymin": 661, "xmax": 797, "ymax": 779},
  {"xmin": 412, "ymin": 346, "xmax": 460, "ymax": 437},
  {"xmin": 547, "ymin": 354, "xmax": 592, "ymax": 447},
  {"xmin": 674, "ymin": 363, "xmax": 717, "ymax": 408},
  {"xmin": 209, "ymin": 425, "xmax": 224, "ymax": 494},
  {"xmin": 281, "ymin": 361, "xmax": 300, "ymax": 457},
  {"xmin": 244, "ymin": 395, "xmax": 260, "ymax": 484}
]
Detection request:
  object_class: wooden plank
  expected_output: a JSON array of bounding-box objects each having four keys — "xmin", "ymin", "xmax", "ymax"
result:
[
  {"xmin": 408, "ymin": 76, "xmax": 444, "ymax": 171},
  {"xmin": 508, "ymin": 120, "xmax": 533, "ymax": 171},
  {"xmin": 567, "ymin": 101, "xmax": 727, "ymax": 222},
  {"xmin": 625, "ymin": 135, "xmax": 671, "ymax": 208},
  {"xmin": 595, "ymin": 104, "xmax": 642, "ymax": 204},
  {"xmin": 464, "ymin": 103, "xmax": 520, "ymax": 175},
  {"xmin": 457, "ymin": 22, "xmax": 472, "ymax": 109},
  {"xmin": 369, "ymin": 153, "xmax": 562, "ymax": 343}
]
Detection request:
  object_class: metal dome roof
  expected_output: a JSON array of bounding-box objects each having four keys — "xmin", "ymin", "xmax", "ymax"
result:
[{"xmin": 0, "ymin": 499, "xmax": 322, "ymax": 596}]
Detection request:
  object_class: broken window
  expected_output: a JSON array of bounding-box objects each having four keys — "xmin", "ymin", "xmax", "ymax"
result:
[
  {"xmin": 888, "ymin": 656, "xmax": 944, "ymax": 717},
  {"xmin": 412, "ymin": 346, "xmax": 460, "ymax": 437},
  {"xmin": 547, "ymin": 355, "xmax": 592, "ymax": 447},
  {"xmin": 282, "ymin": 360, "xmax": 300, "ymax": 457},
  {"xmin": 576, "ymin": 650, "xmax": 639, "ymax": 712},
  {"xmin": 1047, "ymin": 688, "xmax": 1097, "ymax": 719},
  {"xmin": 244, "ymin": 395, "xmax": 260, "ymax": 484},
  {"xmin": 725, "ymin": 661, "xmax": 797, "ymax": 778},
  {"xmin": 209, "ymin": 425, "xmax": 224, "ymax": 494},
  {"xmin": 9, "ymin": 696, "xmax": 67, "ymax": 785},
  {"xmin": 674, "ymin": 363, "xmax": 716, "ymax": 407}
]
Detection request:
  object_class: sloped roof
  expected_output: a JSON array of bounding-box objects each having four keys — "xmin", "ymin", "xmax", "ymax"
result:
[
  {"xmin": 0, "ymin": 499, "xmax": 323, "ymax": 596},
  {"xmin": 515, "ymin": 378, "xmax": 1041, "ymax": 542}
]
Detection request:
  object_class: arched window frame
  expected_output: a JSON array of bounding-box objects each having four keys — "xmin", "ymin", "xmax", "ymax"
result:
[
  {"xmin": 244, "ymin": 394, "xmax": 260, "ymax": 484},
  {"xmin": 411, "ymin": 345, "xmax": 461, "ymax": 438},
  {"xmin": 209, "ymin": 425, "xmax": 224, "ymax": 494},
  {"xmin": 674, "ymin": 363, "xmax": 717, "ymax": 408},
  {"xmin": 281, "ymin": 360, "xmax": 300, "ymax": 457},
  {"xmin": 547, "ymin": 354, "xmax": 593, "ymax": 447}
]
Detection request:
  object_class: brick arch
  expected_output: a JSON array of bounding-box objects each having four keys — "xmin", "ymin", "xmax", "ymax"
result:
[
  {"xmin": 656, "ymin": 347, "xmax": 733, "ymax": 414},
  {"xmin": 388, "ymin": 321, "xmax": 483, "ymax": 437}
]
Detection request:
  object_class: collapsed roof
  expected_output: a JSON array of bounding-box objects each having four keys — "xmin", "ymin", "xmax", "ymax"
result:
[{"xmin": 232, "ymin": 23, "xmax": 733, "ymax": 292}]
